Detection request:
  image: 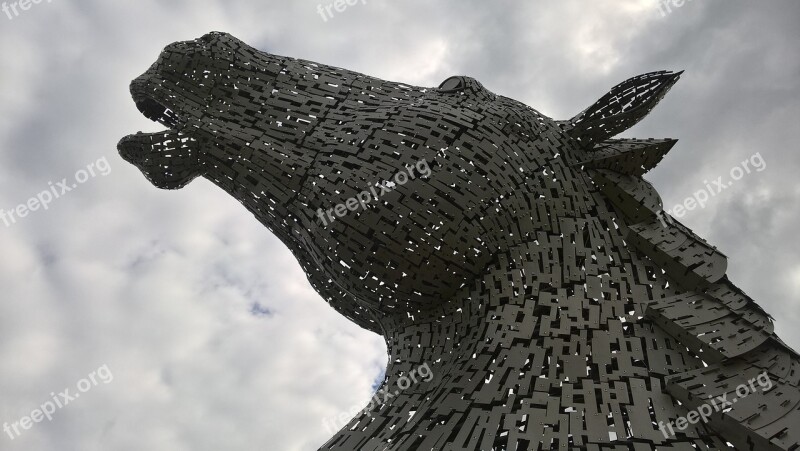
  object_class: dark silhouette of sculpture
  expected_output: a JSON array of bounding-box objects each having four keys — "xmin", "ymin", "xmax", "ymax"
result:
[{"xmin": 118, "ymin": 32, "xmax": 800, "ymax": 451}]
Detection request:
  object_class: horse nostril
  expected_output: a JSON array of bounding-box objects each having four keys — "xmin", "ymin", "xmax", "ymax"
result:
[
  {"xmin": 199, "ymin": 31, "xmax": 228, "ymax": 44},
  {"xmin": 198, "ymin": 33, "xmax": 215, "ymax": 44}
]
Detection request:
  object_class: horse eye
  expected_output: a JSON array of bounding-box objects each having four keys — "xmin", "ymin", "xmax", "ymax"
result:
[{"xmin": 438, "ymin": 76, "xmax": 466, "ymax": 92}]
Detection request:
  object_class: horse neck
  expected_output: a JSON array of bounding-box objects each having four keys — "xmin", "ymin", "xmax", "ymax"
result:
[
  {"xmin": 322, "ymin": 207, "xmax": 706, "ymax": 449},
  {"xmin": 380, "ymin": 213, "xmax": 639, "ymax": 375}
]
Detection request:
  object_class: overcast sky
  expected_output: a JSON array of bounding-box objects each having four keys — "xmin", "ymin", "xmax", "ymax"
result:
[{"xmin": 1, "ymin": 1, "xmax": 798, "ymax": 450}]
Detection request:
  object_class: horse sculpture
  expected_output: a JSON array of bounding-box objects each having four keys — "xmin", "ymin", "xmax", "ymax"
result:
[{"xmin": 118, "ymin": 32, "xmax": 800, "ymax": 451}]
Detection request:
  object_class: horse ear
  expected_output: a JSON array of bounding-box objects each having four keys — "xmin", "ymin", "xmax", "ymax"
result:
[
  {"xmin": 559, "ymin": 71, "xmax": 683, "ymax": 148},
  {"xmin": 575, "ymin": 138, "xmax": 678, "ymax": 176}
]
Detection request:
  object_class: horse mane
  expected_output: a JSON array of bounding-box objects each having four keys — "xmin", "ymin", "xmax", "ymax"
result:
[
  {"xmin": 560, "ymin": 71, "xmax": 799, "ymax": 448},
  {"xmin": 559, "ymin": 70, "xmax": 790, "ymax": 361}
]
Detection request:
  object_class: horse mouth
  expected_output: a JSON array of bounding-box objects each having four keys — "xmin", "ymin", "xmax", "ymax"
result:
[
  {"xmin": 117, "ymin": 80, "xmax": 204, "ymax": 190},
  {"xmin": 134, "ymin": 96, "xmax": 184, "ymax": 130}
]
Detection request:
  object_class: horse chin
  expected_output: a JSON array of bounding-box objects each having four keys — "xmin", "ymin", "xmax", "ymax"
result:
[{"xmin": 117, "ymin": 130, "xmax": 204, "ymax": 190}]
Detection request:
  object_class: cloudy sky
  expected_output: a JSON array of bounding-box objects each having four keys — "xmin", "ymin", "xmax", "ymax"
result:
[{"xmin": 1, "ymin": 1, "xmax": 798, "ymax": 450}]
